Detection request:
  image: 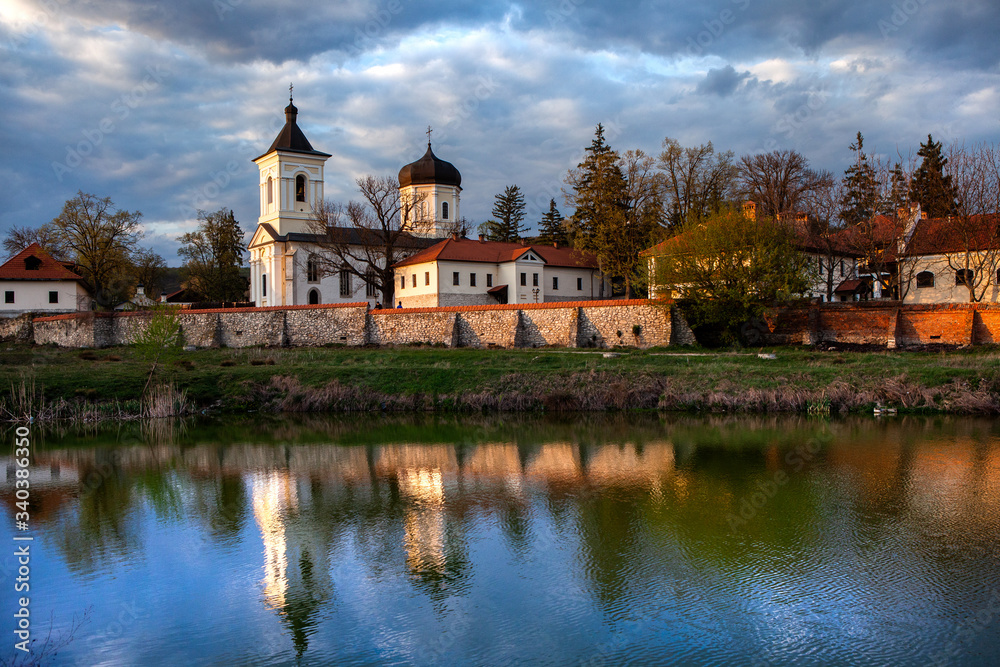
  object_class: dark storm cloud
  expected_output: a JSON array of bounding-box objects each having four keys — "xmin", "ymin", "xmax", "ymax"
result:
[{"xmin": 696, "ymin": 65, "xmax": 752, "ymax": 96}]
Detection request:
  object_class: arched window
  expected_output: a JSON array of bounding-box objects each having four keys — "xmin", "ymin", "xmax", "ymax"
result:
[
  {"xmin": 267, "ymin": 177, "xmax": 273, "ymax": 206},
  {"xmin": 307, "ymin": 256, "xmax": 319, "ymax": 283},
  {"xmin": 307, "ymin": 288, "xmax": 320, "ymax": 305},
  {"xmin": 956, "ymin": 269, "xmax": 974, "ymax": 286},
  {"xmin": 442, "ymin": 201, "xmax": 449, "ymax": 219},
  {"xmin": 916, "ymin": 271, "xmax": 935, "ymax": 288},
  {"xmin": 296, "ymin": 175, "xmax": 306, "ymax": 202}
]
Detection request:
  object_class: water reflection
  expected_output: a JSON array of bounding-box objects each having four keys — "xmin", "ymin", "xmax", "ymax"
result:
[{"xmin": 2, "ymin": 414, "xmax": 1000, "ymax": 666}]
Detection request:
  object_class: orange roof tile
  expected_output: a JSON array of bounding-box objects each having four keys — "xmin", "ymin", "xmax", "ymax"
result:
[
  {"xmin": 0, "ymin": 244, "xmax": 86, "ymax": 282},
  {"xmin": 393, "ymin": 237, "xmax": 599, "ymax": 269}
]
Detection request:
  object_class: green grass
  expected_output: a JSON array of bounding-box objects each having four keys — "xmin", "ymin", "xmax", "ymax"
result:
[{"xmin": 1, "ymin": 343, "xmax": 998, "ymax": 418}]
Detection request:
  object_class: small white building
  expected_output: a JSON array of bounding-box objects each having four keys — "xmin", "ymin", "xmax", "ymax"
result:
[
  {"xmin": 0, "ymin": 243, "xmax": 92, "ymax": 316},
  {"xmin": 393, "ymin": 236, "xmax": 603, "ymax": 308}
]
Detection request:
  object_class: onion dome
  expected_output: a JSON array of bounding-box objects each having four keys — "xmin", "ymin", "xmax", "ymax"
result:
[{"xmin": 398, "ymin": 142, "xmax": 462, "ymax": 188}]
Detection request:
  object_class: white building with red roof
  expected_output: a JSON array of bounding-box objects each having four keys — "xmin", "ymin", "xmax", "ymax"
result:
[
  {"xmin": 0, "ymin": 243, "xmax": 92, "ymax": 316},
  {"xmin": 393, "ymin": 235, "xmax": 603, "ymax": 308}
]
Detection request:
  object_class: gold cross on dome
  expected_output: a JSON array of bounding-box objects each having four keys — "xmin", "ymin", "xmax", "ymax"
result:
[{"xmin": 426, "ymin": 126, "xmax": 432, "ymax": 144}]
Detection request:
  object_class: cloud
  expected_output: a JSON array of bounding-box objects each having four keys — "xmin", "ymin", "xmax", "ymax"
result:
[{"xmin": 696, "ymin": 65, "xmax": 752, "ymax": 96}]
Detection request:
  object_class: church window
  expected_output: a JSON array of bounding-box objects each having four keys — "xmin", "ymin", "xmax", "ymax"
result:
[
  {"xmin": 840, "ymin": 260, "xmax": 845, "ymax": 277},
  {"xmin": 267, "ymin": 177, "xmax": 273, "ymax": 206},
  {"xmin": 453, "ymin": 272, "xmax": 460, "ymax": 286},
  {"xmin": 552, "ymin": 276, "xmax": 558, "ymax": 290},
  {"xmin": 487, "ymin": 274, "xmax": 493, "ymax": 287},
  {"xmin": 425, "ymin": 272, "xmax": 430, "ymax": 286},
  {"xmin": 400, "ymin": 276, "xmax": 405, "ymax": 290},
  {"xmin": 366, "ymin": 270, "xmax": 378, "ymax": 298},
  {"xmin": 296, "ymin": 175, "xmax": 306, "ymax": 202},
  {"xmin": 532, "ymin": 273, "xmax": 539, "ymax": 287},
  {"xmin": 470, "ymin": 273, "xmax": 476, "ymax": 287},
  {"xmin": 307, "ymin": 256, "xmax": 320, "ymax": 283},
  {"xmin": 308, "ymin": 288, "xmax": 320, "ymax": 305},
  {"xmin": 412, "ymin": 274, "xmax": 417, "ymax": 288},
  {"xmin": 340, "ymin": 269, "xmax": 351, "ymax": 297},
  {"xmin": 261, "ymin": 275, "xmax": 267, "ymax": 297},
  {"xmin": 442, "ymin": 202, "xmax": 449, "ymax": 219},
  {"xmin": 49, "ymin": 291, "xmax": 58, "ymax": 304},
  {"xmin": 520, "ymin": 273, "xmax": 526, "ymax": 286},
  {"xmin": 577, "ymin": 277, "xmax": 583, "ymax": 291},
  {"xmin": 916, "ymin": 271, "xmax": 934, "ymax": 288}
]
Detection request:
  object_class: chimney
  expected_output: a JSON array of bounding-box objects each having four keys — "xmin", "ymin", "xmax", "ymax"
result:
[
  {"xmin": 478, "ymin": 234, "xmax": 484, "ymax": 242},
  {"xmin": 136, "ymin": 284, "xmax": 145, "ymax": 297},
  {"xmin": 451, "ymin": 231, "xmax": 459, "ymax": 241}
]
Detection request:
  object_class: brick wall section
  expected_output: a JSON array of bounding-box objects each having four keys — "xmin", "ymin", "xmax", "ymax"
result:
[
  {"xmin": 974, "ymin": 310, "xmax": 1000, "ymax": 344},
  {"xmin": 817, "ymin": 305, "xmax": 896, "ymax": 345},
  {"xmin": 0, "ymin": 314, "xmax": 33, "ymax": 343},
  {"xmin": 517, "ymin": 308, "xmax": 577, "ymax": 347},
  {"xmin": 285, "ymin": 307, "xmax": 368, "ymax": 346},
  {"xmin": 895, "ymin": 305, "xmax": 974, "ymax": 346}
]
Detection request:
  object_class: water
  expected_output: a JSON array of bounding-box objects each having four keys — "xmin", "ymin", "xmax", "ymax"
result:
[{"xmin": 2, "ymin": 414, "xmax": 999, "ymax": 666}]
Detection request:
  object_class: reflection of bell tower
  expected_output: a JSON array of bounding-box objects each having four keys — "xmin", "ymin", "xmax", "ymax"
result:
[
  {"xmin": 251, "ymin": 471, "xmax": 333, "ymax": 659},
  {"xmin": 252, "ymin": 88, "xmax": 332, "ymax": 236},
  {"xmin": 398, "ymin": 128, "xmax": 462, "ymax": 238}
]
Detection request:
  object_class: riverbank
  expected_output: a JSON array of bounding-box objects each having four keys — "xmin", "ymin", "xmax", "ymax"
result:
[{"xmin": 1, "ymin": 344, "xmax": 999, "ymax": 421}]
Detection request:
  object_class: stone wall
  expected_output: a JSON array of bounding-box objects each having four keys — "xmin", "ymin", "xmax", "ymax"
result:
[{"xmin": 0, "ymin": 314, "xmax": 34, "ymax": 343}]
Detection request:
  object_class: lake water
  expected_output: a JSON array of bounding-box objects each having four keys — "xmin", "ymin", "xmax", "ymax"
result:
[{"xmin": 2, "ymin": 414, "xmax": 1000, "ymax": 666}]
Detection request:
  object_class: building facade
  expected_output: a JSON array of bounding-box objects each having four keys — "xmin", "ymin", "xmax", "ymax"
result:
[{"xmin": 0, "ymin": 243, "xmax": 92, "ymax": 316}]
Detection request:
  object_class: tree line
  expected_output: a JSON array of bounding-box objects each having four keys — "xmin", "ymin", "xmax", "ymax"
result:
[{"xmin": 4, "ymin": 192, "xmax": 247, "ymax": 308}]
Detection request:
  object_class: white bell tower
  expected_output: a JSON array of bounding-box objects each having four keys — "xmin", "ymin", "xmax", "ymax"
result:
[{"xmin": 252, "ymin": 88, "xmax": 332, "ymax": 235}]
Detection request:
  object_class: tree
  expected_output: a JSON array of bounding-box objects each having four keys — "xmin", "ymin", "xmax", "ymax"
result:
[
  {"xmin": 929, "ymin": 142, "xmax": 1000, "ymax": 302},
  {"xmin": 536, "ymin": 199, "xmax": 569, "ymax": 246},
  {"xmin": 2, "ymin": 223, "xmax": 68, "ymax": 261},
  {"xmin": 565, "ymin": 126, "xmax": 658, "ymax": 297},
  {"xmin": 910, "ymin": 134, "xmax": 959, "ymax": 218},
  {"xmin": 177, "ymin": 209, "xmax": 247, "ymax": 302},
  {"xmin": 131, "ymin": 247, "xmax": 167, "ymax": 300},
  {"xmin": 804, "ymin": 179, "xmax": 851, "ymax": 301},
  {"xmin": 840, "ymin": 132, "xmax": 880, "ymax": 225},
  {"xmin": 49, "ymin": 191, "xmax": 143, "ymax": 309},
  {"xmin": 481, "ymin": 185, "xmax": 527, "ymax": 242},
  {"xmin": 652, "ymin": 207, "xmax": 814, "ymax": 346},
  {"xmin": 737, "ymin": 149, "xmax": 833, "ymax": 219},
  {"xmin": 307, "ymin": 175, "xmax": 426, "ymax": 306},
  {"xmin": 658, "ymin": 137, "xmax": 737, "ymax": 229}
]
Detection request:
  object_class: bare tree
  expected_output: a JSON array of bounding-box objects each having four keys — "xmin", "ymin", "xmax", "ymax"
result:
[
  {"xmin": 2, "ymin": 223, "xmax": 69, "ymax": 261},
  {"xmin": 658, "ymin": 137, "xmax": 737, "ymax": 229},
  {"xmin": 931, "ymin": 142, "xmax": 1000, "ymax": 302},
  {"xmin": 306, "ymin": 175, "xmax": 427, "ymax": 306},
  {"xmin": 49, "ymin": 191, "xmax": 143, "ymax": 309},
  {"xmin": 802, "ymin": 180, "xmax": 852, "ymax": 301},
  {"xmin": 737, "ymin": 149, "xmax": 833, "ymax": 218}
]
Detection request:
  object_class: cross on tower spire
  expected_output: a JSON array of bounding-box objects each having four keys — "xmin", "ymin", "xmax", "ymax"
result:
[
  {"xmin": 426, "ymin": 125, "xmax": 432, "ymax": 147},
  {"xmin": 289, "ymin": 83, "xmax": 294, "ymax": 102}
]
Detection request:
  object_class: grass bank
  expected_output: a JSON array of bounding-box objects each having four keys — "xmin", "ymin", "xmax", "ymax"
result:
[{"xmin": 1, "ymin": 343, "xmax": 999, "ymax": 422}]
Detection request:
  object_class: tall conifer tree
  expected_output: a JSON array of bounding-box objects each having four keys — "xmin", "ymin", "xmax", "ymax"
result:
[{"xmin": 910, "ymin": 134, "xmax": 958, "ymax": 217}]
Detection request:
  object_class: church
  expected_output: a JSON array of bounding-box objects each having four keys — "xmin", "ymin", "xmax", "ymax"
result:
[
  {"xmin": 247, "ymin": 94, "xmax": 462, "ymax": 308},
  {"xmin": 248, "ymin": 94, "xmax": 601, "ymax": 308}
]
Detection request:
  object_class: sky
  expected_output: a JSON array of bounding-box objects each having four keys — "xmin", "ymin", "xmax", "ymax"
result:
[{"xmin": 2, "ymin": 0, "xmax": 999, "ymax": 264}]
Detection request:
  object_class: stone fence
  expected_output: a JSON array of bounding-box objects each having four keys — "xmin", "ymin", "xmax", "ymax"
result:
[{"xmin": 22, "ymin": 300, "xmax": 695, "ymax": 349}]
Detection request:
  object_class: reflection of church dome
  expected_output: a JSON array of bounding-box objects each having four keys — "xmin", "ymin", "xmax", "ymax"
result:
[{"xmin": 398, "ymin": 143, "xmax": 462, "ymax": 188}]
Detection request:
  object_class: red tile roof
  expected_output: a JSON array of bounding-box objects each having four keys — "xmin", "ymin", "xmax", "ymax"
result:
[
  {"xmin": 905, "ymin": 214, "xmax": 1000, "ymax": 255},
  {"xmin": 393, "ymin": 237, "xmax": 599, "ymax": 269},
  {"xmin": 0, "ymin": 244, "xmax": 85, "ymax": 282}
]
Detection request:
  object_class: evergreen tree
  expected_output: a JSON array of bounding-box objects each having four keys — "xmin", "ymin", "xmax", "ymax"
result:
[
  {"xmin": 882, "ymin": 162, "xmax": 910, "ymax": 216},
  {"xmin": 177, "ymin": 208, "xmax": 247, "ymax": 302},
  {"xmin": 483, "ymin": 185, "xmax": 527, "ymax": 242},
  {"xmin": 910, "ymin": 134, "xmax": 958, "ymax": 218},
  {"xmin": 536, "ymin": 199, "xmax": 569, "ymax": 245},
  {"xmin": 565, "ymin": 123, "xmax": 628, "ymax": 246},
  {"xmin": 839, "ymin": 132, "xmax": 880, "ymax": 225}
]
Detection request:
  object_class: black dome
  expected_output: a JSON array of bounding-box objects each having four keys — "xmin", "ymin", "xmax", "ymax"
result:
[{"xmin": 398, "ymin": 143, "xmax": 462, "ymax": 188}]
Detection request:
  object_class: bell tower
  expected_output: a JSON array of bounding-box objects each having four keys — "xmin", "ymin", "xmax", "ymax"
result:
[
  {"xmin": 398, "ymin": 128, "xmax": 462, "ymax": 238},
  {"xmin": 252, "ymin": 88, "xmax": 332, "ymax": 235}
]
